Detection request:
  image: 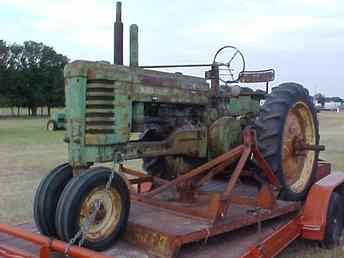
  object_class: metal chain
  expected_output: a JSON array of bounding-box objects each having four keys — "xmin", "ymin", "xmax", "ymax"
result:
[
  {"xmin": 77, "ymin": 200, "xmax": 101, "ymax": 247},
  {"xmin": 64, "ymin": 153, "xmax": 122, "ymax": 256}
]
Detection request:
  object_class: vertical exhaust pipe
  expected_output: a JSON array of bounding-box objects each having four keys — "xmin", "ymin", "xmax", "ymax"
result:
[
  {"xmin": 129, "ymin": 24, "xmax": 139, "ymax": 67},
  {"xmin": 114, "ymin": 1, "xmax": 123, "ymax": 65}
]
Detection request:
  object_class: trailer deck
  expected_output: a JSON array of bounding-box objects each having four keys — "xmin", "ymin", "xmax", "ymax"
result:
[
  {"xmin": 0, "ymin": 180, "xmax": 303, "ymax": 258},
  {"xmin": 0, "ymin": 211, "xmax": 298, "ymax": 258}
]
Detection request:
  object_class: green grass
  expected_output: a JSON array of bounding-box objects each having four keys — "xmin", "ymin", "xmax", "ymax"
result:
[
  {"xmin": 0, "ymin": 118, "xmax": 64, "ymax": 145},
  {"xmin": 319, "ymin": 112, "xmax": 344, "ymax": 171},
  {"xmin": 0, "ymin": 112, "xmax": 343, "ymax": 257},
  {"xmin": 0, "ymin": 118, "xmax": 67, "ymax": 224}
]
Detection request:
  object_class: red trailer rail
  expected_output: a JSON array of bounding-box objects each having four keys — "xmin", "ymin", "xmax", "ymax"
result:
[{"xmin": 0, "ymin": 223, "xmax": 110, "ymax": 258}]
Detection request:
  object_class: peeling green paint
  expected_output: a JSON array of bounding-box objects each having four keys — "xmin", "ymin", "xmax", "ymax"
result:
[{"xmin": 64, "ymin": 61, "xmax": 262, "ymax": 168}]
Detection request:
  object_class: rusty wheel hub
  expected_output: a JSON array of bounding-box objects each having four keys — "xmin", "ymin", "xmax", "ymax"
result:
[
  {"xmin": 282, "ymin": 101, "xmax": 316, "ymax": 193},
  {"xmin": 79, "ymin": 186, "xmax": 122, "ymax": 241}
]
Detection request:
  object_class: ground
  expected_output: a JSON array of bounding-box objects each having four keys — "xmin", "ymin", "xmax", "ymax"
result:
[{"xmin": 0, "ymin": 111, "xmax": 343, "ymax": 257}]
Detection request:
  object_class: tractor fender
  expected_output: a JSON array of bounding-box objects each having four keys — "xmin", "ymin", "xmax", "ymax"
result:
[{"xmin": 301, "ymin": 172, "xmax": 344, "ymax": 240}]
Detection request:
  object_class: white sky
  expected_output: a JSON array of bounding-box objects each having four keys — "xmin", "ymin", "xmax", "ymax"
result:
[{"xmin": 1, "ymin": 0, "xmax": 344, "ymax": 97}]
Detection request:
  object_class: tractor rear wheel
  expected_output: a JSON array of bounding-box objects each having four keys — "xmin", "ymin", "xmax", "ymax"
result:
[
  {"xmin": 255, "ymin": 83, "xmax": 319, "ymax": 201},
  {"xmin": 55, "ymin": 167, "xmax": 130, "ymax": 251},
  {"xmin": 33, "ymin": 163, "xmax": 73, "ymax": 236}
]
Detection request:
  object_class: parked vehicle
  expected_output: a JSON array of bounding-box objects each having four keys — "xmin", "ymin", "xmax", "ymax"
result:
[{"xmin": 46, "ymin": 111, "xmax": 65, "ymax": 131}]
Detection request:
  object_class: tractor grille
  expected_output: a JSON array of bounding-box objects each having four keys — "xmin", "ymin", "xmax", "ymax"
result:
[{"xmin": 86, "ymin": 79, "xmax": 115, "ymax": 134}]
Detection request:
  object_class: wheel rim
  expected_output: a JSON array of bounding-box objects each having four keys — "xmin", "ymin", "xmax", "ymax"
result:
[
  {"xmin": 282, "ymin": 101, "xmax": 316, "ymax": 193},
  {"xmin": 48, "ymin": 122, "xmax": 54, "ymax": 131},
  {"xmin": 79, "ymin": 186, "xmax": 122, "ymax": 241}
]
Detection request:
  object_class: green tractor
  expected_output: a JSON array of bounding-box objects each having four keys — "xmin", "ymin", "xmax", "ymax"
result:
[
  {"xmin": 46, "ymin": 111, "xmax": 65, "ymax": 131},
  {"xmin": 33, "ymin": 5, "xmax": 321, "ymax": 252}
]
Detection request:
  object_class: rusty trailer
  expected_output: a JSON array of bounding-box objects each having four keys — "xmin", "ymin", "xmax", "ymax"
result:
[{"xmin": 0, "ymin": 142, "xmax": 343, "ymax": 258}]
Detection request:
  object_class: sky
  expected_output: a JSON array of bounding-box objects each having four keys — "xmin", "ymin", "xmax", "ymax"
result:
[{"xmin": 1, "ymin": 0, "xmax": 344, "ymax": 97}]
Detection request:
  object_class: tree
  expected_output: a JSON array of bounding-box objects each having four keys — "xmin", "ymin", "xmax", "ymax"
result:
[
  {"xmin": 0, "ymin": 41, "xmax": 68, "ymax": 116},
  {"xmin": 0, "ymin": 40, "xmax": 10, "ymax": 105},
  {"xmin": 7, "ymin": 43, "xmax": 25, "ymax": 115},
  {"xmin": 21, "ymin": 41, "xmax": 58, "ymax": 115},
  {"xmin": 0, "ymin": 40, "xmax": 69, "ymax": 116},
  {"xmin": 325, "ymin": 96, "xmax": 344, "ymax": 103}
]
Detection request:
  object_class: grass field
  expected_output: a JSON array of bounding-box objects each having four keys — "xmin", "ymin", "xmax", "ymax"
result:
[{"xmin": 0, "ymin": 111, "xmax": 343, "ymax": 257}]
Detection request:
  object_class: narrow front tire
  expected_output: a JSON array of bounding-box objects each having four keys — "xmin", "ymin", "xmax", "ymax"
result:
[
  {"xmin": 33, "ymin": 163, "xmax": 73, "ymax": 236},
  {"xmin": 55, "ymin": 167, "xmax": 130, "ymax": 251}
]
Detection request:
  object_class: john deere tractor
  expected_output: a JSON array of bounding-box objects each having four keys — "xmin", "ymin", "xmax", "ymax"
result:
[{"xmin": 33, "ymin": 4, "xmax": 320, "ymax": 252}]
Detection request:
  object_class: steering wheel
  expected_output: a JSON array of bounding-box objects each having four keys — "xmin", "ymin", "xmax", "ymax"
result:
[{"xmin": 212, "ymin": 46, "xmax": 246, "ymax": 84}]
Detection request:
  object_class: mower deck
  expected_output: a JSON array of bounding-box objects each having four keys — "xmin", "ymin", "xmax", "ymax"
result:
[{"xmin": 121, "ymin": 183, "xmax": 300, "ymax": 257}]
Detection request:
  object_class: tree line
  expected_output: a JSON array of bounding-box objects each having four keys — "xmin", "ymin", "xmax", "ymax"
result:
[
  {"xmin": 314, "ymin": 93, "xmax": 344, "ymax": 107},
  {"xmin": 0, "ymin": 40, "xmax": 69, "ymax": 116}
]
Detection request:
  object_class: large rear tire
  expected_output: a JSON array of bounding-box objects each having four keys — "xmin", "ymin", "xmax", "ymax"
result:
[
  {"xmin": 55, "ymin": 167, "xmax": 130, "ymax": 251},
  {"xmin": 33, "ymin": 163, "xmax": 73, "ymax": 236},
  {"xmin": 255, "ymin": 83, "xmax": 319, "ymax": 201}
]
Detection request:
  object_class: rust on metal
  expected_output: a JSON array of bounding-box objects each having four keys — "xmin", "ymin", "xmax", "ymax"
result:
[
  {"xmin": 125, "ymin": 128, "xmax": 284, "ymax": 226},
  {"xmin": 256, "ymin": 184, "xmax": 277, "ymax": 209},
  {"xmin": 79, "ymin": 186, "xmax": 122, "ymax": 241},
  {"xmin": 239, "ymin": 69, "xmax": 275, "ymax": 83},
  {"xmin": 282, "ymin": 101, "xmax": 317, "ymax": 194},
  {"xmin": 140, "ymin": 144, "xmax": 245, "ymax": 200},
  {"xmin": 124, "ymin": 222, "xmax": 178, "ymax": 258},
  {"xmin": 0, "ymin": 224, "xmax": 112, "ymax": 258},
  {"xmin": 122, "ymin": 197, "xmax": 301, "ymax": 258},
  {"xmin": 120, "ymin": 164, "xmax": 168, "ymax": 185},
  {"xmin": 242, "ymin": 215, "xmax": 302, "ymax": 258}
]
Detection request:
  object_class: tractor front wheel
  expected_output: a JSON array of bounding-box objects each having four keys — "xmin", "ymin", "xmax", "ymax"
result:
[
  {"xmin": 255, "ymin": 83, "xmax": 319, "ymax": 201},
  {"xmin": 33, "ymin": 163, "xmax": 73, "ymax": 236},
  {"xmin": 55, "ymin": 167, "xmax": 130, "ymax": 251}
]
